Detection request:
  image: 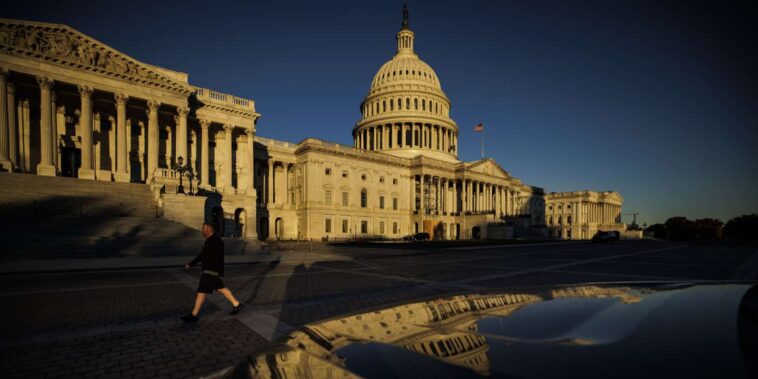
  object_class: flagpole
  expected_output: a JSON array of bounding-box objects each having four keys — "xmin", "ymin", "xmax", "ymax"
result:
[{"xmin": 481, "ymin": 125, "xmax": 484, "ymax": 159}]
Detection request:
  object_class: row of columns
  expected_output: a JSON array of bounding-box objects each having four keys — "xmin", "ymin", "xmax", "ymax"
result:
[
  {"xmin": 355, "ymin": 123, "xmax": 457, "ymax": 154},
  {"xmin": 259, "ymin": 159, "xmax": 295, "ymax": 206},
  {"xmin": 0, "ymin": 69, "xmax": 254, "ymax": 191},
  {"xmin": 547, "ymin": 201, "xmax": 622, "ymax": 226},
  {"xmin": 415, "ymin": 175, "xmax": 519, "ymax": 218},
  {"xmin": 586, "ymin": 202, "xmax": 621, "ymax": 225}
]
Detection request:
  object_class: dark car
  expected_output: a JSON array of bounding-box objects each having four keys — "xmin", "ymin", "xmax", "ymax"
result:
[
  {"xmin": 223, "ymin": 282, "xmax": 757, "ymax": 379},
  {"xmin": 414, "ymin": 232, "xmax": 430, "ymax": 241},
  {"xmin": 403, "ymin": 232, "xmax": 430, "ymax": 241},
  {"xmin": 592, "ymin": 230, "xmax": 620, "ymax": 243}
]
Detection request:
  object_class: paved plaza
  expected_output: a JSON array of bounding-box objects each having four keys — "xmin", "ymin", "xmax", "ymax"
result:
[{"xmin": 1, "ymin": 240, "xmax": 756, "ymax": 378}]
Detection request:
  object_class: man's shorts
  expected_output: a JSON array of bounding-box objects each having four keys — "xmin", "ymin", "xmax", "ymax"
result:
[{"xmin": 197, "ymin": 273, "xmax": 226, "ymax": 293}]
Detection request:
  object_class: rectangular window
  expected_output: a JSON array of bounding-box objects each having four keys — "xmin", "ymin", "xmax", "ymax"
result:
[
  {"xmin": 379, "ymin": 221, "xmax": 385, "ymax": 234},
  {"xmin": 325, "ymin": 218, "xmax": 332, "ymax": 233},
  {"xmin": 379, "ymin": 196, "xmax": 385, "ymax": 209},
  {"xmin": 393, "ymin": 222, "xmax": 398, "ymax": 234},
  {"xmin": 325, "ymin": 168, "xmax": 332, "ymax": 175},
  {"xmin": 393, "ymin": 178, "xmax": 398, "ymax": 185},
  {"xmin": 342, "ymin": 171, "xmax": 348, "ymax": 178},
  {"xmin": 342, "ymin": 219, "xmax": 348, "ymax": 233},
  {"xmin": 342, "ymin": 192, "xmax": 348, "ymax": 206},
  {"xmin": 393, "ymin": 197, "xmax": 398, "ymax": 210},
  {"xmin": 379, "ymin": 176, "xmax": 385, "ymax": 183},
  {"xmin": 325, "ymin": 190, "xmax": 332, "ymax": 205},
  {"xmin": 361, "ymin": 221, "xmax": 368, "ymax": 234}
]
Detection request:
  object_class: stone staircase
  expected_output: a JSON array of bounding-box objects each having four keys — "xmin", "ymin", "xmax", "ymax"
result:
[{"xmin": 0, "ymin": 172, "xmax": 251, "ymax": 258}]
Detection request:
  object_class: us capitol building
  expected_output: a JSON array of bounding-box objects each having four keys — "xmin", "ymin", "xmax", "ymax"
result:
[{"xmin": 0, "ymin": 12, "xmax": 626, "ymax": 241}]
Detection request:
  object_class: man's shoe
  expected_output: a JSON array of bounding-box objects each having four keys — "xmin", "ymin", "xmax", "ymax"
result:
[
  {"xmin": 230, "ymin": 303, "xmax": 244, "ymax": 315},
  {"xmin": 181, "ymin": 314, "xmax": 199, "ymax": 323}
]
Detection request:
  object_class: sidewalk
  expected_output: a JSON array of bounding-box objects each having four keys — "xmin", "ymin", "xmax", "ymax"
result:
[{"xmin": 0, "ymin": 251, "xmax": 280, "ymax": 274}]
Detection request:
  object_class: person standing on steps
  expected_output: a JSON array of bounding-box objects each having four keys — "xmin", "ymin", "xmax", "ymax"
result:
[{"xmin": 181, "ymin": 222, "xmax": 243, "ymax": 322}]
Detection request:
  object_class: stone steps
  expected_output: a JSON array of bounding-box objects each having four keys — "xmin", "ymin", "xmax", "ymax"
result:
[
  {"xmin": 0, "ymin": 172, "xmax": 156, "ymax": 218},
  {"xmin": 0, "ymin": 172, "xmax": 260, "ymax": 258}
]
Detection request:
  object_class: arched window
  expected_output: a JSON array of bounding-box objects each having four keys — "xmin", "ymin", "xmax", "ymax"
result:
[
  {"xmin": 390, "ymin": 100, "xmax": 394, "ymax": 111},
  {"xmin": 406, "ymin": 98, "xmax": 410, "ymax": 109},
  {"xmin": 397, "ymin": 98, "xmax": 402, "ymax": 110},
  {"xmin": 360, "ymin": 189, "xmax": 367, "ymax": 208},
  {"xmin": 414, "ymin": 98, "xmax": 418, "ymax": 110},
  {"xmin": 382, "ymin": 100, "xmax": 386, "ymax": 112},
  {"xmin": 422, "ymin": 99, "xmax": 426, "ymax": 111}
]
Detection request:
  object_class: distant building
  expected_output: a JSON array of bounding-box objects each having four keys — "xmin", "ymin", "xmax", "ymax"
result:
[
  {"xmin": 0, "ymin": 12, "xmax": 625, "ymax": 241},
  {"xmin": 545, "ymin": 191, "xmax": 624, "ymax": 240}
]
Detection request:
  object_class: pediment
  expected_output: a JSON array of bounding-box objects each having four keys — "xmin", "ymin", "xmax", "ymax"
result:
[
  {"xmin": 0, "ymin": 19, "xmax": 191, "ymax": 94},
  {"xmin": 467, "ymin": 159, "xmax": 510, "ymax": 179},
  {"xmin": 602, "ymin": 191, "xmax": 624, "ymax": 202}
]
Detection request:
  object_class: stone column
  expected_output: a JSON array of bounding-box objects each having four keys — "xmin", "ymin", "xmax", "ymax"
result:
[
  {"xmin": 435, "ymin": 178, "xmax": 441, "ymax": 214},
  {"xmin": 0, "ymin": 69, "xmax": 10, "ymax": 170},
  {"xmin": 137, "ymin": 121, "xmax": 145, "ymax": 181},
  {"xmin": 50, "ymin": 93, "xmax": 58, "ymax": 171},
  {"xmin": 419, "ymin": 175, "xmax": 425, "ymax": 214},
  {"xmin": 267, "ymin": 159, "xmax": 274, "ymax": 204},
  {"xmin": 222, "ymin": 124, "xmax": 233, "ymax": 191},
  {"xmin": 146, "ymin": 100, "xmax": 160, "ymax": 181},
  {"xmin": 7, "ymin": 82, "xmax": 17, "ymax": 169},
  {"xmin": 114, "ymin": 93, "xmax": 129, "ymax": 182},
  {"xmin": 285, "ymin": 164, "xmax": 290, "ymax": 204},
  {"xmin": 199, "ymin": 119, "xmax": 210, "ymax": 188},
  {"xmin": 165, "ymin": 125, "xmax": 172, "ymax": 168},
  {"xmin": 467, "ymin": 180, "xmax": 472, "ymax": 212},
  {"xmin": 245, "ymin": 129, "xmax": 255, "ymax": 191},
  {"xmin": 176, "ymin": 106, "xmax": 188, "ymax": 165},
  {"xmin": 35, "ymin": 77, "xmax": 56, "ymax": 176}
]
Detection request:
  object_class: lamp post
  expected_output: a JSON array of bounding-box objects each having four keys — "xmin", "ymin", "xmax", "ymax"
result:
[{"xmin": 174, "ymin": 156, "xmax": 194, "ymax": 195}]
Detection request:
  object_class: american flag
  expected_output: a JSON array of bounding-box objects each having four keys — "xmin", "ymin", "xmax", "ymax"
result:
[{"xmin": 474, "ymin": 122, "xmax": 484, "ymax": 132}]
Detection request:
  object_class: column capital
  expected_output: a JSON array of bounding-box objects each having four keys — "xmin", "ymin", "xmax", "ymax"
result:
[
  {"xmin": 5, "ymin": 81, "xmax": 14, "ymax": 93},
  {"xmin": 37, "ymin": 76, "xmax": 55, "ymax": 90},
  {"xmin": 0, "ymin": 67, "xmax": 8, "ymax": 78},
  {"xmin": 176, "ymin": 106, "xmax": 189, "ymax": 116},
  {"xmin": 146, "ymin": 99, "xmax": 161, "ymax": 111},
  {"xmin": 114, "ymin": 93, "xmax": 129, "ymax": 105},
  {"xmin": 245, "ymin": 128, "xmax": 254, "ymax": 137},
  {"xmin": 223, "ymin": 124, "xmax": 234, "ymax": 132},
  {"xmin": 77, "ymin": 84, "xmax": 95, "ymax": 98},
  {"xmin": 199, "ymin": 119, "xmax": 211, "ymax": 128}
]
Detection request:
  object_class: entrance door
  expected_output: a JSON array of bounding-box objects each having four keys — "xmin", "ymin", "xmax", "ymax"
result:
[{"xmin": 60, "ymin": 147, "xmax": 81, "ymax": 178}]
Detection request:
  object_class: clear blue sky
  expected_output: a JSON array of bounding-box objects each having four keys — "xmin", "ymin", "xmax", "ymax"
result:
[{"xmin": 4, "ymin": 0, "xmax": 757, "ymax": 225}]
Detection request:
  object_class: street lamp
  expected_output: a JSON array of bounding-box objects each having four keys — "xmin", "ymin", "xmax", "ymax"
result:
[{"xmin": 174, "ymin": 156, "xmax": 194, "ymax": 195}]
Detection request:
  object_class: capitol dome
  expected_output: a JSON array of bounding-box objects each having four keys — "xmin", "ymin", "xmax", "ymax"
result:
[{"xmin": 354, "ymin": 10, "xmax": 459, "ymax": 162}]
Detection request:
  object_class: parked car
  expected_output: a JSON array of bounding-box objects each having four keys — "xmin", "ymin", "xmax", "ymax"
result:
[
  {"xmin": 403, "ymin": 232, "xmax": 430, "ymax": 241},
  {"xmin": 592, "ymin": 230, "xmax": 620, "ymax": 243}
]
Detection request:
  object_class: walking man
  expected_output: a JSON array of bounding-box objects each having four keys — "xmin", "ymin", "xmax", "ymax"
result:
[{"xmin": 181, "ymin": 222, "xmax": 243, "ymax": 322}]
